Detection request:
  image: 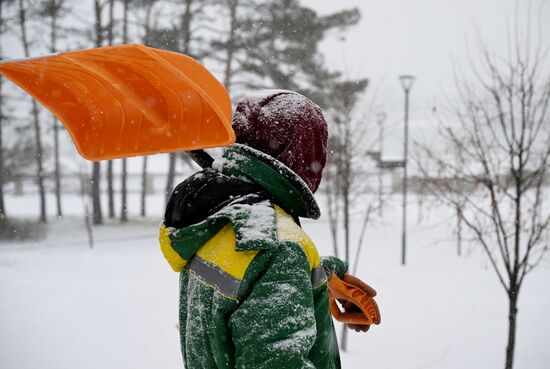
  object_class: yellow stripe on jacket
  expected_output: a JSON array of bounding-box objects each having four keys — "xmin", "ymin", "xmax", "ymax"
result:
[{"xmin": 274, "ymin": 205, "xmax": 321, "ymax": 270}]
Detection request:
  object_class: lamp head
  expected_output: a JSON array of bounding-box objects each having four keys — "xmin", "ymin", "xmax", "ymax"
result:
[{"xmin": 399, "ymin": 75, "xmax": 416, "ymax": 91}]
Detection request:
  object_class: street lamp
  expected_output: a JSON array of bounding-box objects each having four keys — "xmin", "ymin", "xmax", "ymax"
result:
[{"xmin": 399, "ymin": 74, "xmax": 415, "ymax": 266}]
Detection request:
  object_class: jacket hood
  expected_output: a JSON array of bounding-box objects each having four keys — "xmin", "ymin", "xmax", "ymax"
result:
[{"xmin": 164, "ymin": 168, "xmax": 265, "ymax": 229}]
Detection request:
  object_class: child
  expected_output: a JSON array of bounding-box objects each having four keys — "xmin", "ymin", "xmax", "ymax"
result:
[{"xmin": 160, "ymin": 90, "xmax": 376, "ymax": 369}]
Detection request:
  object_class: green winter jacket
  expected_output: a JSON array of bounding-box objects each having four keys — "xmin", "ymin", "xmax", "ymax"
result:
[{"xmin": 160, "ymin": 144, "xmax": 348, "ymax": 369}]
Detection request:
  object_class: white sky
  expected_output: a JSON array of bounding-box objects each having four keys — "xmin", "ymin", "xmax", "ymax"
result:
[
  {"xmin": 299, "ymin": 0, "xmax": 550, "ymax": 160},
  {"xmin": 302, "ymin": 0, "xmax": 550, "ymax": 112}
]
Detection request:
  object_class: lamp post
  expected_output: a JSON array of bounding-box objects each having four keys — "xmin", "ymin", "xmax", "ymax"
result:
[
  {"xmin": 376, "ymin": 112, "xmax": 387, "ymax": 216},
  {"xmin": 399, "ymin": 75, "xmax": 415, "ymax": 266}
]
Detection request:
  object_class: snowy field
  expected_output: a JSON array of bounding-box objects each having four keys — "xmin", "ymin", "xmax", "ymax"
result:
[{"xmin": 1, "ymin": 193, "xmax": 549, "ymax": 369}]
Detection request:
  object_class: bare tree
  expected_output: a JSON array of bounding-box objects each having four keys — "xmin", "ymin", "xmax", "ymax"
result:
[
  {"xmin": 79, "ymin": 164, "xmax": 94, "ymax": 249},
  {"xmin": 119, "ymin": 0, "xmax": 129, "ymax": 222},
  {"xmin": 210, "ymin": 0, "xmax": 247, "ymax": 93},
  {"xmin": 0, "ymin": 0, "xmax": 9, "ymax": 224},
  {"xmin": 18, "ymin": 0, "xmax": 47, "ymax": 222},
  {"xmin": 39, "ymin": 0, "xmax": 69, "ymax": 218},
  {"xmin": 164, "ymin": 0, "xmax": 197, "ymax": 203},
  {"xmin": 324, "ymin": 140, "xmax": 341, "ymax": 259},
  {"xmin": 91, "ymin": 0, "xmax": 104, "ymax": 225},
  {"xmin": 134, "ymin": 0, "xmax": 161, "ymax": 217},
  {"xmin": 324, "ymin": 78, "xmax": 384, "ymax": 351},
  {"xmin": 222, "ymin": 0, "xmax": 238, "ymax": 92},
  {"xmin": 417, "ymin": 30, "xmax": 550, "ymax": 369},
  {"xmin": 106, "ymin": 0, "xmax": 115, "ymax": 219}
]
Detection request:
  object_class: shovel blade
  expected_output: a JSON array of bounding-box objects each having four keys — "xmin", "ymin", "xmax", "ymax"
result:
[{"xmin": 0, "ymin": 44, "xmax": 234, "ymax": 160}]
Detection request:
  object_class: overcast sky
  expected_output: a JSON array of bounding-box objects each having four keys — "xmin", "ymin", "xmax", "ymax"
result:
[
  {"xmin": 299, "ymin": 0, "xmax": 550, "ymax": 159},
  {"xmin": 303, "ymin": 0, "xmax": 550, "ymax": 112}
]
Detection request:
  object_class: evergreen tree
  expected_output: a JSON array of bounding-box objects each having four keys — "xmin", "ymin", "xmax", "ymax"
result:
[{"xmin": 218, "ymin": 0, "xmax": 361, "ymax": 106}]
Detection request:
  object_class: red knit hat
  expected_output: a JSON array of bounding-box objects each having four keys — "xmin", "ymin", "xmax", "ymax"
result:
[{"xmin": 231, "ymin": 90, "xmax": 328, "ymax": 193}]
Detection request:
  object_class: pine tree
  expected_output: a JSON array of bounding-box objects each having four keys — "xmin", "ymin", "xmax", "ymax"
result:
[{"xmin": 220, "ymin": 0, "xmax": 361, "ymax": 105}]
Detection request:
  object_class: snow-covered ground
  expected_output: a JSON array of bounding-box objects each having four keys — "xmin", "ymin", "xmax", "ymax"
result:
[{"xmin": 1, "ymin": 193, "xmax": 549, "ymax": 369}]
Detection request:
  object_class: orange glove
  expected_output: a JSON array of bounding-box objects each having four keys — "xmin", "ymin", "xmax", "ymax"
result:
[{"xmin": 339, "ymin": 273, "xmax": 378, "ymax": 332}]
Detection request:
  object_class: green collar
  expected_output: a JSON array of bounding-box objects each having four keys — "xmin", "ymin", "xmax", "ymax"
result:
[
  {"xmin": 213, "ymin": 144, "xmax": 321, "ymax": 220},
  {"xmin": 168, "ymin": 195, "xmax": 278, "ymax": 259}
]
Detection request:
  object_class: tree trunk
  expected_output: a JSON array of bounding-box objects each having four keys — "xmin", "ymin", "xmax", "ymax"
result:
[
  {"xmin": 53, "ymin": 117, "xmax": 62, "ymax": 217},
  {"xmin": 0, "ymin": 0, "xmax": 7, "ymax": 223},
  {"xmin": 456, "ymin": 205, "xmax": 462, "ymax": 257},
  {"xmin": 31, "ymin": 100, "xmax": 46, "ymax": 223},
  {"xmin": 164, "ymin": 0, "xmax": 193, "ymax": 202},
  {"xmin": 505, "ymin": 162, "xmax": 522, "ymax": 369},
  {"xmin": 339, "ymin": 109, "xmax": 352, "ymax": 352},
  {"xmin": 107, "ymin": 0, "xmax": 114, "ymax": 44},
  {"xmin": 340, "ymin": 169, "xmax": 350, "ymax": 352},
  {"xmin": 94, "ymin": 0, "xmax": 103, "ymax": 45},
  {"xmin": 19, "ymin": 0, "xmax": 47, "ymax": 222},
  {"xmin": 49, "ymin": 0, "xmax": 62, "ymax": 218},
  {"xmin": 326, "ymin": 178, "xmax": 339, "ymax": 258},
  {"xmin": 223, "ymin": 0, "xmax": 238, "ymax": 92},
  {"xmin": 107, "ymin": 161, "xmax": 115, "ymax": 217},
  {"xmin": 80, "ymin": 173, "xmax": 94, "ymax": 249},
  {"xmin": 165, "ymin": 153, "xmax": 176, "ymax": 204},
  {"xmin": 180, "ymin": 0, "xmax": 193, "ymax": 53},
  {"xmin": 120, "ymin": 158, "xmax": 128, "ymax": 222},
  {"xmin": 140, "ymin": 156, "xmax": 147, "ymax": 217},
  {"xmin": 505, "ymin": 288, "xmax": 519, "ymax": 369},
  {"xmin": 92, "ymin": 162, "xmax": 102, "ymax": 224},
  {"xmin": 343, "ymin": 176, "xmax": 350, "ymax": 263},
  {"xmin": 91, "ymin": 0, "xmax": 103, "ymax": 224},
  {"xmin": 340, "ymin": 326, "xmax": 348, "ymax": 354},
  {"xmin": 106, "ymin": 0, "xmax": 115, "ymax": 218},
  {"xmin": 0, "ymin": 77, "xmax": 5, "ymax": 223},
  {"xmin": 119, "ymin": 0, "xmax": 129, "ymax": 222}
]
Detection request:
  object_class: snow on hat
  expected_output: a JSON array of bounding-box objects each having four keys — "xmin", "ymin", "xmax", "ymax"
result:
[{"xmin": 231, "ymin": 89, "xmax": 328, "ymax": 193}]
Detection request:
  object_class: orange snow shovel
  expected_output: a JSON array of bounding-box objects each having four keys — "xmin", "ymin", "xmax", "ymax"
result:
[
  {"xmin": 0, "ymin": 44, "xmax": 234, "ymax": 161},
  {"xmin": 328, "ymin": 273, "xmax": 381, "ymax": 327}
]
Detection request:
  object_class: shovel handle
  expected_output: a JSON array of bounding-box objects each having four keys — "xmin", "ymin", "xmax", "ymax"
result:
[
  {"xmin": 188, "ymin": 149, "xmax": 214, "ymax": 169},
  {"xmin": 328, "ymin": 274, "xmax": 381, "ymax": 326}
]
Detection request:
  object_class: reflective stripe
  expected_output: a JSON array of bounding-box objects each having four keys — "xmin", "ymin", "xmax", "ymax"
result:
[
  {"xmin": 189, "ymin": 257, "xmax": 241, "ymax": 300},
  {"xmin": 311, "ymin": 264, "xmax": 327, "ymax": 288}
]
